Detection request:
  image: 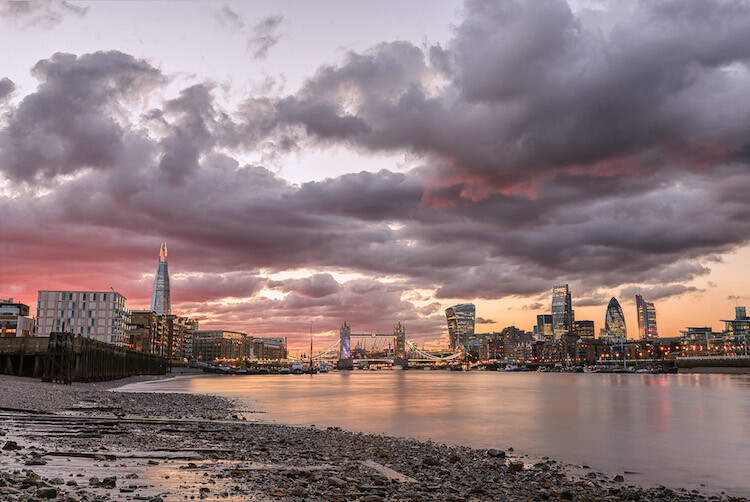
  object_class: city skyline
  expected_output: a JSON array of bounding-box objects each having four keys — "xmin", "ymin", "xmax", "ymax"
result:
[{"xmin": 1, "ymin": 0, "xmax": 749, "ymax": 350}]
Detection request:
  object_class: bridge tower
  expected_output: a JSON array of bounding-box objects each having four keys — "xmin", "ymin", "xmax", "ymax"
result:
[
  {"xmin": 393, "ymin": 321, "xmax": 408, "ymax": 368},
  {"xmin": 337, "ymin": 321, "xmax": 353, "ymax": 370}
]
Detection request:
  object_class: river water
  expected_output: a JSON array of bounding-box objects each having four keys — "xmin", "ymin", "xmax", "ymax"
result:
[{"xmin": 122, "ymin": 371, "xmax": 750, "ymax": 497}]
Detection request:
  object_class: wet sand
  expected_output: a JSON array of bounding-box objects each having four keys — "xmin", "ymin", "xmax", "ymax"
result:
[{"xmin": 0, "ymin": 373, "xmax": 746, "ymax": 501}]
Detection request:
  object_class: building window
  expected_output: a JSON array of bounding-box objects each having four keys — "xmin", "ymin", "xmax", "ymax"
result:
[
  {"xmin": 92, "ymin": 293, "xmax": 97, "ymax": 301},
  {"xmin": 87, "ymin": 327, "xmax": 91, "ymax": 335},
  {"xmin": 91, "ymin": 319, "xmax": 95, "ymax": 326},
  {"xmin": 69, "ymin": 293, "xmax": 73, "ymax": 301},
  {"xmin": 83, "ymin": 293, "xmax": 86, "ymax": 300},
  {"xmin": 103, "ymin": 294, "xmax": 107, "ymax": 301}
]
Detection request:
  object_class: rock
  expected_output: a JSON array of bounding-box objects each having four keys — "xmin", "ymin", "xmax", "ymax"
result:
[
  {"xmin": 100, "ymin": 476, "xmax": 117, "ymax": 488},
  {"xmin": 613, "ymin": 475, "xmax": 624, "ymax": 482},
  {"xmin": 487, "ymin": 449, "xmax": 506, "ymax": 459},
  {"xmin": 423, "ymin": 456, "xmax": 440, "ymax": 466},
  {"xmin": 559, "ymin": 490, "xmax": 573, "ymax": 500},
  {"xmin": 361, "ymin": 496, "xmax": 384, "ymax": 502},
  {"xmin": 507, "ymin": 461, "xmax": 524, "ymax": 472},
  {"xmin": 449, "ymin": 454, "xmax": 461, "ymax": 463},
  {"xmin": 25, "ymin": 459, "xmax": 47, "ymax": 466},
  {"xmin": 88, "ymin": 476, "xmax": 100, "ymax": 487},
  {"xmin": 328, "ymin": 476, "xmax": 347, "ymax": 488},
  {"xmin": 66, "ymin": 480, "xmax": 77, "ymax": 486},
  {"xmin": 2, "ymin": 441, "xmax": 20, "ymax": 450},
  {"xmin": 37, "ymin": 487, "xmax": 58, "ymax": 499},
  {"xmin": 50, "ymin": 478, "xmax": 65, "ymax": 485}
]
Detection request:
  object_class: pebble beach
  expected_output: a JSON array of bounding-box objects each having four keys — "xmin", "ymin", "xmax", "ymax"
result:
[{"xmin": 0, "ymin": 373, "xmax": 746, "ymax": 502}]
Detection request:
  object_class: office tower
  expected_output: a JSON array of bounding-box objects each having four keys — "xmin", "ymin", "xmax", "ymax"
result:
[
  {"xmin": 151, "ymin": 242, "xmax": 171, "ymax": 316},
  {"xmin": 446, "ymin": 303, "xmax": 476, "ymax": 351},
  {"xmin": 535, "ymin": 314, "xmax": 554, "ymax": 341},
  {"xmin": 36, "ymin": 290, "xmax": 130, "ymax": 345},
  {"xmin": 551, "ymin": 284, "xmax": 574, "ymax": 339},
  {"xmin": 604, "ymin": 297, "xmax": 627, "ymax": 339},
  {"xmin": 636, "ymin": 294, "xmax": 658, "ymax": 339},
  {"xmin": 573, "ymin": 320, "xmax": 595, "ymax": 338}
]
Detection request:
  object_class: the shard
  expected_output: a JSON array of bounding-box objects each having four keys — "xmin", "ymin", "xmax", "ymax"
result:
[{"xmin": 150, "ymin": 242, "xmax": 171, "ymax": 315}]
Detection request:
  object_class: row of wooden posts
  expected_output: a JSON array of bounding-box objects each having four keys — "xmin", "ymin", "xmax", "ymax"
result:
[{"xmin": 0, "ymin": 332, "xmax": 168, "ymax": 383}]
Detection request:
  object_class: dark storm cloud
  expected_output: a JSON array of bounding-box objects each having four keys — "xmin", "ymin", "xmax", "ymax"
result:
[
  {"xmin": 3, "ymin": 0, "xmax": 750, "ymax": 339},
  {"xmin": 247, "ymin": 15, "xmax": 284, "ymax": 60},
  {"xmin": 475, "ymin": 317, "xmax": 495, "ymax": 324},
  {"xmin": 0, "ymin": 1, "xmax": 86, "ymax": 28}
]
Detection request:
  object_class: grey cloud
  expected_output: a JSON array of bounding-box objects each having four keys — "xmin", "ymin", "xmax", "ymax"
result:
[
  {"xmin": 248, "ymin": 15, "xmax": 284, "ymax": 60},
  {"xmin": 215, "ymin": 5, "xmax": 244, "ymax": 29},
  {"xmin": 4, "ymin": 0, "xmax": 750, "ymax": 332},
  {"xmin": 619, "ymin": 284, "xmax": 704, "ymax": 302},
  {"xmin": 0, "ymin": 1, "xmax": 86, "ymax": 28},
  {"xmin": 0, "ymin": 51, "xmax": 163, "ymax": 181},
  {"xmin": 476, "ymin": 316, "xmax": 495, "ymax": 324},
  {"xmin": 0, "ymin": 77, "xmax": 14, "ymax": 100}
]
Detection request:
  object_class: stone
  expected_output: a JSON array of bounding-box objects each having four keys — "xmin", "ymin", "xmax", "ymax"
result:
[
  {"xmin": 37, "ymin": 487, "xmax": 58, "ymax": 499},
  {"xmin": 423, "ymin": 456, "xmax": 440, "ymax": 466},
  {"xmin": 507, "ymin": 461, "xmax": 524, "ymax": 472},
  {"xmin": 361, "ymin": 496, "xmax": 384, "ymax": 502},
  {"xmin": 449, "ymin": 454, "xmax": 461, "ymax": 463},
  {"xmin": 101, "ymin": 476, "xmax": 117, "ymax": 488},
  {"xmin": 487, "ymin": 449, "xmax": 506, "ymax": 458},
  {"xmin": 613, "ymin": 475, "xmax": 625, "ymax": 482},
  {"xmin": 2, "ymin": 441, "xmax": 20, "ymax": 450},
  {"xmin": 328, "ymin": 476, "xmax": 347, "ymax": 488},
  {"xmin": 560, "ymin": 490, "xmax": 573, "ymax": 500}
]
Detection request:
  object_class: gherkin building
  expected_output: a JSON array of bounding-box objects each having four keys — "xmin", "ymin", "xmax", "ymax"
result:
[{"xmin": 604, "ymin": 297, "xmax": 626, "ymax": 338}]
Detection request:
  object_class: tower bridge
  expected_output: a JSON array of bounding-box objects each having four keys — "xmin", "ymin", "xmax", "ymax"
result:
[{"xmin": 310, "ymin": 322, "xmax": 463, "ymax": 369}]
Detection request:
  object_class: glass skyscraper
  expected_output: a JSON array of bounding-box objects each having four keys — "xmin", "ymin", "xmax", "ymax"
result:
[
  {"xmin": 446, "ymin": 303, "xmax": 475, "ymax": 351},
  {"xmin": 604, "ymin": 297, "xmax": 627, "ymax": 339},
  {"xmin": 151, "ymin": 242, "xmax": 171, "ymax": 316},
  {"xmin": 636, "ymin": 294, "xmax": 658, "ymax": 339},
  {"xmin": 551, "ymin": 284, "xmax": 574, "ymax": 339}
]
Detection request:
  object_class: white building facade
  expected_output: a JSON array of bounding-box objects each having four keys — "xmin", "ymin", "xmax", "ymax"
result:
[{"xmin": 36, "ymin": 290, "xmax": 130, "ymax": 346}]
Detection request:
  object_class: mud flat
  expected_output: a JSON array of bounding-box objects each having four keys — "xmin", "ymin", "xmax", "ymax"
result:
[{"xmin": 0, "ymin": 374, "xmax": 745, "ymax": 502}]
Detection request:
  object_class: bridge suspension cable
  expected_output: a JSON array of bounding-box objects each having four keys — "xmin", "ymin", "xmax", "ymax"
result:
[{"xmin": 405, "ymin": 340, "xmax": 464, "ymax": 361}]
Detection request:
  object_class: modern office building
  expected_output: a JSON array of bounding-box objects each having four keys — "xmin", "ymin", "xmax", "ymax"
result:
[
  {"xmin": 151, "ymin": 242, "xmax": 171, "ymax": 316},
  {"xmin": 534, "ymin": 314, "xmax": 554, "ymax": 341},
  {"xmin": 36, "ymin": 290, "xmax": 130, "ymax": 345},
  {"xmin": 573, "ymin": 320, "xmax": 595, "ymax": 339},
  {"xmin": 551, "ymin": 284, "xmax": 574, "ymax": 339},
  {"xmin": 446, "ymin": 303, "xmax": 476, "ymax": 351},
  {"xmin": 603, "ymin": 297, "xmax": 627, "ymax": 339},
  {"xmin": 636, "ymin": 294, "xmax": 658, "ymax": 339},
  {"xmin": 0, "ymin": 299, "xmax": 34, "ymax": 337}
]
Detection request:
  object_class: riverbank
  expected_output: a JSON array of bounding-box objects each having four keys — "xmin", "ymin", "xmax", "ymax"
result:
[{"xmin": 0, "ymin": 374, "xmax": 745, "ymax": 502}]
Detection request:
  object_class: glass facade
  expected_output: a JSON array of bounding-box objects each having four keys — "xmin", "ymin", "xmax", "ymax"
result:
[
  {"xmin": 636, "ymin": 295, "xmax": 658, "ymax": 339},
  {"xmin": 446, "ymin": 303, "xmax": 475, "ymax": 351},
  {"xmin": 151, "ymin": 242, "xmax": 171, "ymax": 316},
  {"xmin": 551, "ymin": 284, "xmax": 573, "ymax": 340},
  {"xmin": 604, "ymin": 297, "xmax": 627, "ymax": 339}
]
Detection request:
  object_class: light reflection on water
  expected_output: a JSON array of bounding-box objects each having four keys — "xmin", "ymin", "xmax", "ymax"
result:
[{"xmin": 127, "ymin": 371, "xmax": 750, "ymax": 496}]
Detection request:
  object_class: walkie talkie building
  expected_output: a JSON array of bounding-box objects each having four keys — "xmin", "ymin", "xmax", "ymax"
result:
[{"xmin": 150, "ymin": 242, "xmax": 171, "ymax": 316}]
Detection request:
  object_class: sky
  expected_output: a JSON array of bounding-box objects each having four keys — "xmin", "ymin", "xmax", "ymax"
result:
[{"xmin": 1, "ymin": 0, "xmax": 749, "ymax": 352}]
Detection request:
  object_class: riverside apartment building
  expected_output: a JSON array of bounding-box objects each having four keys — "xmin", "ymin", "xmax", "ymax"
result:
[{"xmin": 36, "ymin": 290, "xmax": 130, "ymax": 346}]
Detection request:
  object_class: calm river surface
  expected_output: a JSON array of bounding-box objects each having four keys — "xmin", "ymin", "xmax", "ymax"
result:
[{"xmin": 122, "ymin": 371, "xmax": 750, "ymax": 496}]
